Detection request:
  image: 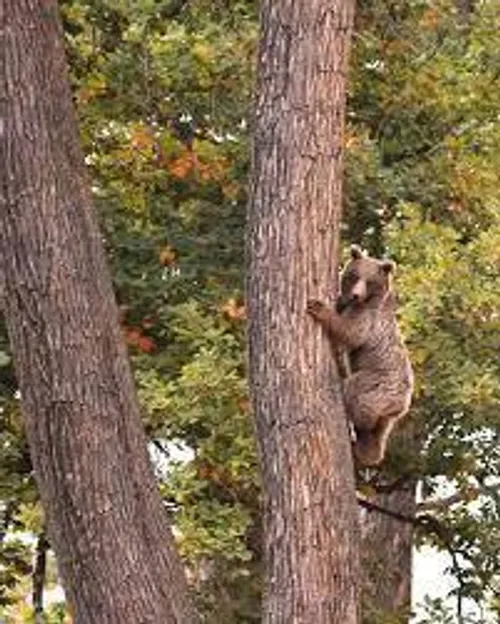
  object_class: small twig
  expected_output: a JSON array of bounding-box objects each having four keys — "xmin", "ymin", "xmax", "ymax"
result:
[
  {"xmin": 447, "ymin": 544, "xmax": 465, "ymax": 623},
  {"xmin": 152, "ymin": 438, "xmax": 170, "ymax": 458},
  {"xmin": 417, "ymin": 485, "xmax": 486, "ymax": 512},
  {"xmin": 357, "ymin": 495, "xmax": 416, "ymax": 524},
  {"xmin": 358, "ymin": 495, "xmax": 448, "ymax": 534}
]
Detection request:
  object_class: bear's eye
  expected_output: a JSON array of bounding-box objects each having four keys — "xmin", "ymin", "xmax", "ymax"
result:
[
  {"xmin": 342, "ymin": 270, "xmax": 359, "ymax": 290},
  {"xmin": 345, "ymin": 269, "xmax": 359, "ymax": 282}
]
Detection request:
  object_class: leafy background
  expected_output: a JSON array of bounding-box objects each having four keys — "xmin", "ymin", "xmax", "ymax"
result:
[{"xmin": 1, "ymin": 0, "xmax": 499, "ymax": 622}]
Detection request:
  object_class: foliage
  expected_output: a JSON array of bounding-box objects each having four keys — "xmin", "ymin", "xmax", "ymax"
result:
[{"xmin": 1, "ymin": 0, "xmax": 499, "ymax": 621}]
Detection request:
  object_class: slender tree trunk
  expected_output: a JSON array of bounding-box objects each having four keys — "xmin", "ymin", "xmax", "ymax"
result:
[
  {"xmin": 247, "ymin": 1, "xmax": 359, "ymax": 622},
  {"xmin": 359, "ymin": 423, "xmax": 423, "ymax": 623},
  {"xmin": 360, "ymin": 482, "xmax": 417, "ymax": 624},
  {"xmin": 0, "ymin": 2, "xmax": 196, "ymax": 622},
  {"xmin": 32, "ymin": 531, "xmax": 49, "ymax": 624},
  {"xmin": 456, "ymin": 0, "xmax": 475, "ymax": 24}
]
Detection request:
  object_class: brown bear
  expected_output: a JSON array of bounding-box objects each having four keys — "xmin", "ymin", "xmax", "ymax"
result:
[{"xmin": 307, "ymin": 245, "xmax": 413, "ymax": 466}]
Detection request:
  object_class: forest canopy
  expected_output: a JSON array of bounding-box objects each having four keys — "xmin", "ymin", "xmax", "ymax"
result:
[{"xmin": 1, "ymin": 1, "xmax": 499, "ymax": 622}]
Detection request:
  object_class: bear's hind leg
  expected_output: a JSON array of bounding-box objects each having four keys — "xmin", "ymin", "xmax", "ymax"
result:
[{"xmin": 343, "ymin": 373, "xmax": 381, "ymax": 431}]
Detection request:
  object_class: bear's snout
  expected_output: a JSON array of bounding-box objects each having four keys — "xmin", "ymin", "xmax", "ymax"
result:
[{"xmin": 350, "ymin": 280, "xmax": 367, "ymax": 302}]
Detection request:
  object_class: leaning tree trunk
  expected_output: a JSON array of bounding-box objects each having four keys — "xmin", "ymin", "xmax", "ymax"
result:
[
  {"xmin": 247, "ymin": 1, "xmax": 359, "ymax": 623},
  {"xmin": 0, "ymin": 2, "xmax": 196, "ymax": 622}
]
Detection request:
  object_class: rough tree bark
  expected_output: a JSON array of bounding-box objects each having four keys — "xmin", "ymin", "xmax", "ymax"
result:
[
  {"xmin": 247, "ymin": 1, "xmax": 359, "ymax": 623},
  {"xmin": 360, "ymin": 482, "xmax": 417, "ymax": 624},
  {"xmin": 0, "ymin": 2, "xmax": 196, "ymax": 622}
]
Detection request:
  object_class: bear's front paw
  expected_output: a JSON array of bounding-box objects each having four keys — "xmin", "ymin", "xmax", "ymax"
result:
[{"xmin": 306, "ymin": 299, "xmax": 326, "ymax": 319}]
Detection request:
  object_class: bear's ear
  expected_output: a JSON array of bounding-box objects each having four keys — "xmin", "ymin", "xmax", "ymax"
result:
[
  {"xmin": 380, "ymin": 259, "xmax": 395, "ymax": 274},
  {"xmin": 350, "ymin": 244, "xmax": 364, "ymax": 259}
]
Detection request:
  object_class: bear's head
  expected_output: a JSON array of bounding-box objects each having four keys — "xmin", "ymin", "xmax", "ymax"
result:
[{"xmin": 336, "ymin": 245, "xmax": 394, "ymax": 313}]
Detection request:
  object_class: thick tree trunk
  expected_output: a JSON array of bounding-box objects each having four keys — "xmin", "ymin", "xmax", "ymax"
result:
[
  {"xmin": 360, "ymin": 482, "xmax": 417, "ymax": 624},
  {"xmin": 247, "ymin": 1, "xmax": 359, "ymax": 623},
  {"xmin": 0, "ymin": 2, "xmax": 196, "ymax": 622}
]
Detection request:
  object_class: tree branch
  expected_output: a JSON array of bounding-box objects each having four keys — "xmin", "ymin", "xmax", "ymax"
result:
[
  {"xmin": 417, "ymin": 484, "xmax": 489, "ymax": 512},
  {"xmin": 357, "ymin": 494, "xmax": 452, "ymax": 539},
  {"xmin": 357, "ymin": 495, "xmax": 415, "ymax": 524},
  {"xmin": 357, "ymin": 494, "xmax": 466, "ymax": 620}
]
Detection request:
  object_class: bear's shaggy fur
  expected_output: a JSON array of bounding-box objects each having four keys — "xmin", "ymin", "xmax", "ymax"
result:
[{"xmin": 307, "ymin": 245, "xmax": 413, "ymax": 466}]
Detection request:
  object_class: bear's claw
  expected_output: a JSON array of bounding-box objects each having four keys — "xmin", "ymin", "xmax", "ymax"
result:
[{"xmin": 306, "ymin": 299, "xmax": 326, "ymax": 317}]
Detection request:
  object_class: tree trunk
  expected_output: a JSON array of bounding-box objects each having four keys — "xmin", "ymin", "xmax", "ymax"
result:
[
  {"xmin": 247, "ymin": 1, "xmax": 359, "ymax": 623},
  {"xmin": 0, "ymin": 2, "xmax": 196, "ymax": 622},
  {"xmin": 32, "ymin": 531, "xmax": 49, "ymax": 624},
  {"xmin": 360, "ymin": 482, "xmax": 417, "ymax": 624},
  {"xmin": 359, "ymin": 423, "xmax": 421, "ymax": 623}
]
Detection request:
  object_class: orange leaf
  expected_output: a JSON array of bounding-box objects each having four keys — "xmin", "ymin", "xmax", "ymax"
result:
[
  {"xmin": 221, "ymin": 298, "xmax": 246, "ymax": 321},
  {"xmin": 123, "ymin": 326, "xmax": 142, "ymax": 346},
  {"xmin": 159, "ymin": 245, "xmax": 176, "ymax": 266},
  {"xmin": 137, "ymin": 336, "xmax": 156, "ymax": 353},
  {"xmin": 168, "ymin": 150, "xmax": 195, "ymax": 178},
  {"xmin": 419, "ymin": 8, "xmax": 440, "ymax": 29},
  {"xmin": 130, "ymin": 127, "xmax": 155, "ymax": 152},
  {"xmin": 238, "ymin": 399, "xmax": 250, "ymax": 413}
]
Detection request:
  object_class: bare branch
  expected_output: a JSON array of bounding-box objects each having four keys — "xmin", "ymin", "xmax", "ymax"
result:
[
  {"xmin": 417, "ymin": 485, "xmax": 488, "ymax": 512},
  {"xmin": 357, "ymin": 494, "xmax": 466, "ymax": 620}
]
